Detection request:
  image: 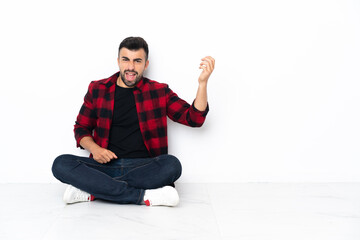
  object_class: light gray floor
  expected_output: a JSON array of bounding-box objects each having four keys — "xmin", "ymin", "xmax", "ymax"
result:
[{"xmin": 0, "ymin": 183, "xmax": 359, "ymax": 240}]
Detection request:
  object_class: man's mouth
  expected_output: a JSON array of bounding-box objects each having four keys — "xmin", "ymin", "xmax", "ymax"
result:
[{"xmin": 125, "ymin": 71, "xmax": 137, "ymax": 81}]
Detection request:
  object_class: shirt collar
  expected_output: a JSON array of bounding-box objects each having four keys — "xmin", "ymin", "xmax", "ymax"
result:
[
  {"xmin": 134, "ymin": 76, "xmax": 146, "ymax": 91},
  {"xmin": 102, "ymin": 72, "xmax": 118, "ymax": 88}
]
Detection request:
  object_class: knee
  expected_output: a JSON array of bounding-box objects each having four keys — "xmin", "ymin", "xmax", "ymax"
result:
[
  {"xmin": 164, "ymin": 155, "xmax": 182, "ymax": 180},
  {"xmin": 51, "ymin": 154, "xmax": 76, "ymax": 180}
]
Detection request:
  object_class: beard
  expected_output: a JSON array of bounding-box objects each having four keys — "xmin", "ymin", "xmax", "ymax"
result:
[{"xmin": 120, "ymin": 70, "xmax": 143, "ymax": 87}]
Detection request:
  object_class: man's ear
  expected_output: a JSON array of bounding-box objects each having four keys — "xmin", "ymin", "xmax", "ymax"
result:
[{"xmin": 145, "ymin": 60, "xmax": 149, "ymax": 70}]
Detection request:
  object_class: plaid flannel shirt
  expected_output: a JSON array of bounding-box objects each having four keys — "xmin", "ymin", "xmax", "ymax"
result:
[{"xmin": 74, "ymin": 72, "xmax": 209, "ymax": 157}]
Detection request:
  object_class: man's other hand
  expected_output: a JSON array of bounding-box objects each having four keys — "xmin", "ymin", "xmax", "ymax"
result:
[
  {"xmin": 198, "ymin": 56, "xmax": 215, "ymax": 84},
  {"xmin": 92, "ymin": 147, "xmax": 118, "ymax": 164}
]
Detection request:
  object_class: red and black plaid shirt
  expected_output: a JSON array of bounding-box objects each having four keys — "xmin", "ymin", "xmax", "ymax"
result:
[{"xmin": 74, "ymin": 72, "xmax": 209, "ymax": 157}]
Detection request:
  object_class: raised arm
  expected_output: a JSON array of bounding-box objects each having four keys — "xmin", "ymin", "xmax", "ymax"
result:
[
  {"xmin": 194, "ymin": 56, "xmax": 215, "ymax": 111},
  {"xmin": 166, "ymin": 56, "xmax": 215, "ymax": 127}
]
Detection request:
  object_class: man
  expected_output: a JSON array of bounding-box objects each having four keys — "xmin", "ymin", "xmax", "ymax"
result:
[{"xmin": 52, "ymin": 37, "xmax": 215, "ymax": 207}]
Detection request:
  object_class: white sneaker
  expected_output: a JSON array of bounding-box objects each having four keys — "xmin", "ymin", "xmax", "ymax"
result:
[
  {"xmin": 143, "ymin": 186, "xmax": 179, "ymax": 207},
  {"xmin": 63, "ymin": 185, "xmax": 93, "ymax": 204}
]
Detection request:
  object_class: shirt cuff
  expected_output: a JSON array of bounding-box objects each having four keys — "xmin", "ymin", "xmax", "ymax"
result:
[{"xmin": 191, "ymin": 101, "xmax": 209, "ymax": 117}]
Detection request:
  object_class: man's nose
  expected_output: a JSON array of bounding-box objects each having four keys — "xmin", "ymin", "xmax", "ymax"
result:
[{"xmin": 127, "ymin": 61, "xmax": 135, "ymax": 70}]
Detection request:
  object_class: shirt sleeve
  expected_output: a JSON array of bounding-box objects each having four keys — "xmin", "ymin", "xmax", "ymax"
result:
[
  {"xmin": 73, "ymin": 82, "xmax": 97, "ymax": 148},
  {"xmin": 165, "ymin": 85, "xmax": 209, "ymax": 127}
]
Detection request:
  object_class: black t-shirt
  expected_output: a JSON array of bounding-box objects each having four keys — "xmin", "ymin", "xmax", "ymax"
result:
[{"xmin": 107, "ymin": 85, "xmax": 150, "ymax": 158}]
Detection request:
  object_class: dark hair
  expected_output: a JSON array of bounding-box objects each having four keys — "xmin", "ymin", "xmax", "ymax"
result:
[{"xmin": 118, "ymin": 37, "xmax": 149, "ymax": 60}]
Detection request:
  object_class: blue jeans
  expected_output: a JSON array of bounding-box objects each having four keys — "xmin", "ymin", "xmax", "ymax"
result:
[{"xmin": 52, "ymin": 154, "xmax": 182, "ymax": 204}]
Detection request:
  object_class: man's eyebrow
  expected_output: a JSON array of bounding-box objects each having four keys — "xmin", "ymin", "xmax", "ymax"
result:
[{"xmin": 121, "ymin": 56, "xmax": 142, "ymax": 62}]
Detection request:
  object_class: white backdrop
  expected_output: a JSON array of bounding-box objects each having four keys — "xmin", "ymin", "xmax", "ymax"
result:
[{"xmin": 0, "ymin": 0, "xmax": 359, "ymax": 183}]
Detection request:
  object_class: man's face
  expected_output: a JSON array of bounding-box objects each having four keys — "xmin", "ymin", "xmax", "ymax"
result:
[{"xmin": 117, "ymin": 48, "xmax": 149, "ymax": 88}]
